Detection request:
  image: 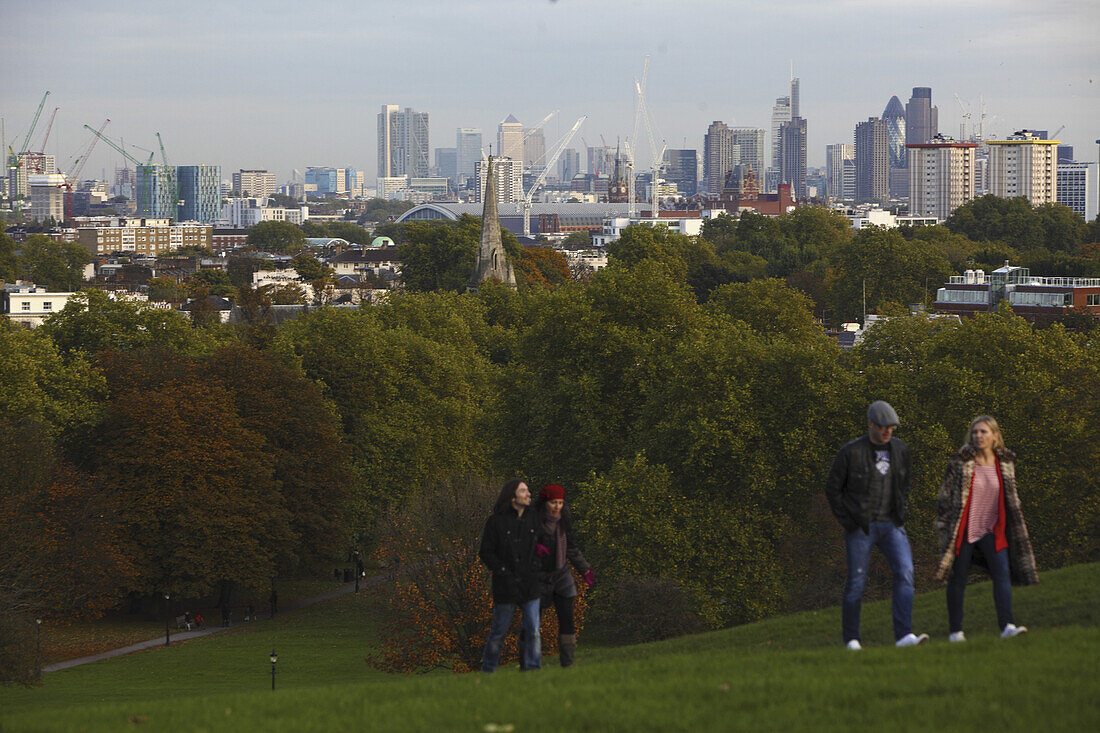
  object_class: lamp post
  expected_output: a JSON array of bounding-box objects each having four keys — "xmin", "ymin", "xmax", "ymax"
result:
[
  {"xmin": 163, "ymin": 592, "xmax": 171, "ymax": 647},
  {"xmin": 270, "ymin": 649, "xmax": 278, "ymax": 691},
  {"xmin": 353, "ymin": 550, "xmax": 361, "ymax": 593},
  {"xmin": 35, "ymin": 618, "xmax": 42, "ymax": 678}
]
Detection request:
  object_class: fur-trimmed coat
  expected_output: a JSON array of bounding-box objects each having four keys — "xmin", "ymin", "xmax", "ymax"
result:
[{"xmin": 934, "ymin": 446, "xmax": 1039, "ymax": 585}]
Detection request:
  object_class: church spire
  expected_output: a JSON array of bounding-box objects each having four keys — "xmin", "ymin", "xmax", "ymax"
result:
[{"xmin": 467, "ymin": 155, "xmax": 516, "ymax": 291}]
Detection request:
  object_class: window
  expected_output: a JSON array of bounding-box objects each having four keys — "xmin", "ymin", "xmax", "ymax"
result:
[
  {"xmin": 21, "ymin": 301, "xmax": 31, "ymax": 311},
  {"xmin": 42, "ymin": 302, "xmax": 52, "ymax": 311},
  {"xmin": 1088, "ymin": 293, "xmax": 1100, "ymax": 306}
]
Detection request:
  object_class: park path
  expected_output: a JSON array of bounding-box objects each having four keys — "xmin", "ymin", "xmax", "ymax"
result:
[{"xmin": 43, "ymin": 574, "xmax": 389, "ymax": 673}]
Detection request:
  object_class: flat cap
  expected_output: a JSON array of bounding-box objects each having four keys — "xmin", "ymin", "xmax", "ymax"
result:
[{"xmin": 867, "ymin": 400, "xmax": 900, "ymax": 427}]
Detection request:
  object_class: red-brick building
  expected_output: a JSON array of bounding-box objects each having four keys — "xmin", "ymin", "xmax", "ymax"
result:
[{"xmin": 934, "ymin": 262, "xmax": 1100, "ymax": 324}]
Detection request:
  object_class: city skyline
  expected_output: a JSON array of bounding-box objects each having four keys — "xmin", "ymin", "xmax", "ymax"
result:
[{"xmin": 2, "ymin": 0, "xmax": 1098, "ymax": 185}]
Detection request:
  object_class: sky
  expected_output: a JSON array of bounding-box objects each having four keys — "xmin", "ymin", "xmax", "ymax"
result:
[{"xmin": 3, "ymin": 0, "xmax": 1098, "ymax": 185}]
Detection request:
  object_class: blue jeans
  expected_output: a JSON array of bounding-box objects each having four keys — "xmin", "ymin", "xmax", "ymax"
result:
[
  {"xmin": 481, "ymin": 599, "xmax": 541, "ymax": 672},
  {"xmin": 843, "ymin": 522, "xmax": 915, "ymax": 642},
  {"xmin": 946, "ymin": 532, "xmax": 1014, "ymax": 632}
]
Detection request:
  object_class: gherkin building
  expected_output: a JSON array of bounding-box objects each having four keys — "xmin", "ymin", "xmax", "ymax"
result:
[{"xmin": 882, "ymin": 95, "xmax": 907, "ymax": 170}]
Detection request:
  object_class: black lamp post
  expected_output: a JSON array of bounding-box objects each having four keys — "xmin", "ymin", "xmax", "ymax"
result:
[
  {"xmin": 163, "ymin": 592, "xmax": 171, "ymax": 647},
  {"xmin": 353, "ymin": 550, "xmax": 361, "ymax": 593},
  {"xmin": 270, "ymin": 649, "xmax": 278, "ymax": 690},
  {"xmin": 35, "ymin": 618, "xmax": 42, "ymax": 678}
]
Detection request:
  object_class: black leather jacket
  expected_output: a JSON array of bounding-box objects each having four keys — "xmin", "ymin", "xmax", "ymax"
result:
[{"xmin": 824, "ymin": 435, "xmax": 911, "ymax": 533}]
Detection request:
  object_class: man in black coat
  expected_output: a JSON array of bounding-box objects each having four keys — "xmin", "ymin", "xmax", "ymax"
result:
[
  {"xmin": 825, "ymin": 400, "xmax": 929, "ymax": 650},
  {"xmin": 479, "ymin": 478, "xmax": 542, "ymax": 672}
]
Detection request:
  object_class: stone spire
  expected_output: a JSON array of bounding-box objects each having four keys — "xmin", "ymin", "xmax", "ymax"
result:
[{"xmin": 468, "ymin": 155, "xmax": 516, "ymax": 290}]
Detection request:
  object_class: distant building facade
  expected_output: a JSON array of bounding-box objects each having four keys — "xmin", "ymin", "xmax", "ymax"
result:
[
  {"xmin": 778, "ymin": 117, "xmax": 807, "ymax": 200},
  {"xmin": 1056, "ymin": 161, "xmax": 1098, "ymax": 220},
  {"xmin": 176, "ymin": 165, "xmax": 221, "ymax": 222},
  {"xmin": 77, "ymin": 218, "xmax": 213, "ymax": 256},
  {"xmin": 475, "ymin": 157, "xmax": 523, "ymax": 205},
  {"xmin": 497, "ymin": 115, "xmax": 524, "ymax": 166},
  {"xmin": 456, "ymin": 128, "xmax": 483, "ymax": 186},
  {"xmin": 883, "ymin": 95, "xmax": 908, "ymax": 198},
  {"xmin": 663, "ymin": 149, "xmax": 698, "ymax": 197},
  {"xmin": 907, "ymin": 136, "xmax": 978, "ymax": 221},
  {"xmin": 378, "ymin": 105, "xmax": 430, "ymax": 179},
  {"xmin": 987, "ymin": 131, "xmax": 1059, "ymax": 205},
  {"xmin": 855, "ymin": 117, "xmax": 889, "ymax": 203},
  {"xmin": 905, "ymin": 87, "xmax": 938, "ymax": 146},
  {"xmin": 232, "ymin": 169, "xmax": 276, "ymax": 198},
  {"xmin": 826, "ymin": 143, "xmax": 855, "ymax": 201},
  {"xmin": 935, "ymin": 262, "xmax": 1100, "ymax": 324}
]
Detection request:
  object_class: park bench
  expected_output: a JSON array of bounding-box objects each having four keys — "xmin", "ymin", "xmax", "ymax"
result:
[{"xmin": 175, "ymin": 615, "xmax": 192, "ymax": 631}]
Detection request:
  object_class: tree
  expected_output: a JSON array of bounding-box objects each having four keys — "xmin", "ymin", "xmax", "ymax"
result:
[
  {"xmin": 561, "ymin": 230, "xmax": 592, "ymax": 247},
  {"xmin": 289, "ymin": 252, "xmax": 332, "ymax": 283},
  {"xmin": 700, "ymin": 212, "xmax": 739, "ymax": 252},
  {"xmin": 706, "ymin": 278, "xmax": 821, "ymax": 341},
  {"xmin": 185, "ymin": 269, "xmax": 235, "ymax": 298},
  {"xmin": 0, "ymin": 221, "xmax": 17, "ymax": 283},
  {"xmin": 325, "ymin": 221, "xmax": 372, "ymax": 245},
  {"xmin": 944, "ymin": 195, "xmax": 1044, "ymax": 251},
  {"xmin": 146, "ymin": 276, "xmax": 184, "ymax": 302},
  {"xmin": 397, "ymin": 220, "xmax": 477, "ymax": 292},
  {"xmin": 246, "ymin": 220, "xmax": 306, "ymax": 254},
  {"xmin": 41, "ymin": 289, "xmax": 219, "ymax": 359},
  {"xmin": 516, "ymin": 247, "xmax": 570, "ymax": 288},
  {"xmin": 90, "ymin": 350, "xmax": 295, "ymax": 599},
  {"xmin": 17, "ymin": 235, "xmax": 90, "ymax": 291},
  {"xmin": 606, "ymin": 224, "xmax": 716, "ymax": 281}
]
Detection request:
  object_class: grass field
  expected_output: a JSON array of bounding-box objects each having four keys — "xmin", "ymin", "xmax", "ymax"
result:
[{"xmin": 2, "ymin": 564, "xmax": 1098, "ymax": 732}]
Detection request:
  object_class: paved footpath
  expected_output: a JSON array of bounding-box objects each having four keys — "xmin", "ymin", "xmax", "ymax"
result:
[{"xmin": 44, "ymin": 573, "xmax": 391, "ymax": 673}]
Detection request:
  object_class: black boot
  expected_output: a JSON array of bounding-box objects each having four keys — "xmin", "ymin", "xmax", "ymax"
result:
[{"xmin": 559, "ymin": 634, "xmax": 576, "ymax": 668}]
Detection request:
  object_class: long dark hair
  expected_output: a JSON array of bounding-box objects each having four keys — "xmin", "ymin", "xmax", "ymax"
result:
[{"xmin": 493, "ymin": 478, "xmax": 526, "ymax": 514}]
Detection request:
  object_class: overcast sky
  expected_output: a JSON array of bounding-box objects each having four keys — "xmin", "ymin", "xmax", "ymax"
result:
[{"xmin": 3, "ymin": 0, "xmax": 1098, "ymax": 184}]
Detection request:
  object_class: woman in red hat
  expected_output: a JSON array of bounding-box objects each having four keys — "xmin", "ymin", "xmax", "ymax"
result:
[{"xmin": 534, "ymin": 483, "xmax": 594, "ymax": 668}]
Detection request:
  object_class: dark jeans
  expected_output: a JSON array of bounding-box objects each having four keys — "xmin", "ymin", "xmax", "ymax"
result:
[
  {"xmin": 843, "ymin": 521, "xmax": 915, "ymax": 642},
  {"xmin": 481, "ymin": 599, "xmax": 540, "ymax": 673},
  {"xmin": 946, "ymin": 532, "xmax": 1014, "ymax": 632},
  {"xmin": 546, "ymin": 593, "xmax": 576, "ymax": 635}
]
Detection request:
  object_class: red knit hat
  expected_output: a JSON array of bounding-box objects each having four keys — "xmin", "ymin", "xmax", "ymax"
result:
[{"xmin": 539, "ymin": 484, "xmax": 565, "ymax": 502}]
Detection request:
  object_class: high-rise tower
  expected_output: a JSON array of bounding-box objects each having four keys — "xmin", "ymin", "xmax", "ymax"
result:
[
  {"xmin": 855, "ymin": 117, "xmax": 889, "ymax": 203},
  {"xmin": 456, "ymin": 128, "xmax": 483, "ymax": 187},
  {"xmin": 497, "ymin": 115, "xmax": 524, "ymax": 166},
  {"xmin": 905, "ymin": 88, "xmax": 938, "ymax": 147},
  {"xmin": 377, "ymin": 105, "xmax": 430, "ymax": 179},
  {"xmin": 882, "ymin": 95, "xmax": 908, "ymax": 198},
  {"xmin": 779, "ymin": 117, "xmax": 807, "ymax": 200}
]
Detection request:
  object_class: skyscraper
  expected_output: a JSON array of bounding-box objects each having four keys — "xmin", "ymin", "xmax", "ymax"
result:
[
  {"xmin": 855, "ymin": 117, "xmax": 889, "ymax": 203},
  {"xmin": 560, "ymin": 148, "xmax": 580, "ymax": 182},
  {"xmin": 882, "ymin": 95, "xmax": 908, "ymax": 198},
  {"xmin": 905, "ymin": 87, "xmax": 938, "ymax": 146},
  {"xmin": 456, "ymin": 128, "xmax": 483, "ymax": 187},
  {"xmin": 907, "ymin": 136, "xmax": 977, "ymax": 221},
  {"xmin": 232, "ymin": 169, "xmax": 276, "ymax": 198},
  {"xmin": 662, "ymin": 149, "xmax": 698, "ymax": 197},
  {"xmin": 704, "ymin": 121, "xmax": 738, "ymax": 195},
  {"xmin": 176, "ymin": 165, "xmax": 221, "ymax": 223},
  {"xmin": 136, "ymin": 164, "xmax": 177, "ymax": 219},
  {"xmin": 779, "ymin": 117, "xmax": 807, "ymax": 200},
  {"xmin": 730, "ymin": 128, "xmax": 766, "ymax": 186},
  {"xmin": 770, "ymin": 97, "xmax": 791, "ymax": 173},
  {"xmin": 826, "ymin": 143, "xmax": 855, "ymax": 202},
  {"xmin": 377, "ymin": 105, "xmax": 430, "ymax": 179},
  {"xmin": 497, "ymin": 115, "xmax": 524, "ymax": 165},
  {"xmin": 524, "ymin": 127, "xmax": 546, "ymax": 174},
  {"xmin": 475, "ymin": 157, "xmax": 522, "ymax": 204},
  {"xmin": 435, "ymin": 148, "xmax": 458, "ymax": 183}
]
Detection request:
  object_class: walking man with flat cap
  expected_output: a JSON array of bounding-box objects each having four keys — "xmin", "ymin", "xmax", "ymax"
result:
[{"xmin": 825, "ymin": 401, "xmax": 929, "ymax": 649}]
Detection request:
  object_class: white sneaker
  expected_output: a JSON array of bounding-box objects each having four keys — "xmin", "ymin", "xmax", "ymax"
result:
[
  {"xmin": 949, "ymin": 631, "xmax": 966, "ymax": 643},
  {"xmin": 896, "ymin": 632, "xmax": 930, "ymax": 647},
  {"xmin": 1001, "ymin": 624, "xmax": 1027, "ymax": 639},
  {"xmin": 846, "ymin": 639, "xmax": 862, "ymax": 650}
]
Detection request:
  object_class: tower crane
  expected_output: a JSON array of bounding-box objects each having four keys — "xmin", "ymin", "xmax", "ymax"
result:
[
  {"xmin": 84, "ymin": 125, "xmax": 147, "ymax": 167},
  {"xmin": 156, "ymin": 131, "xmax": 181, "ymax": 213},
  {"xmin": 522, "ymin": 115, "xmax": 586, "ymax": 236},
  {"xmin": 62, "ymin": 120, "xmax": 109, "ymax": 220},
  {"xmin": 33, "ymin": 106, "xmax": 60, "ymax": 172},
  {"xmin": 954, "ymin": 94, "xmax": 972, "ymax": 141},
  {"xmin": 18, "ymin": 91, "xmax": 50, "ymax": 155}
]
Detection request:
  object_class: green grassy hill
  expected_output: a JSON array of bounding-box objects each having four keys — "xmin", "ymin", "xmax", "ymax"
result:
[{"xmin": 3, "ymin": 563, "xmax": 1098, "ymax": 732}]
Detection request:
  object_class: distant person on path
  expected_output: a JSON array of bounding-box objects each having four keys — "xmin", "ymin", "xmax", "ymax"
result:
[
  {"xmin": 479, "ymin": 478, "xmax": 542, "ymax": 672},
  {"xmin": 532, "ymin": 484, "xmax": 594, "ymax": 668},
  {"xmin": 934, "ymin": 416, "xmax": 1038, "ymax": 641},
  {"xmin": 825, "ymin": 400, "xmax": 929, "ymax": 649}
]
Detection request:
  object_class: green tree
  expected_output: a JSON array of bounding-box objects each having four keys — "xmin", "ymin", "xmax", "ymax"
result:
[
  {"xmin": 325, "ymin": 221, "xmax": 372, "ymax": 245},
  {"xmin": 606, "ymin": 224, "xmax": 716, "ymax": 280},
  {"xmin": 147, "ymin": 276, "xmax": 184, "ymax": 302},
  {"xmin": 944, "ymin": 195, "xmax": 1044, "ymax": 251},
  {"xmin": 17, "ymin": 235, "xmax": 90, "ymax": 291},
  {"xmin": 706, "ymin": 278, "xmax": 821, "ymax": 341},
  {"xmin": 41, "ymin": 289, "xmax": 219, "ymax": 359},
  {"xmin": 290, "ymin": 252, "xmax": 332, "ymax": 283},
  {"xmin": 561, "ymin": 230, "xmax": 592, "ymax": 247},
  {"xmin": 0, "ymin": 221, "xmax": 17, "ymax": 282},
  {"xmin": 185, "ymin": 269, "xmax": 235, "ymax": 298},
  {"xmin": 246, "ymin": 220, "xmax": 306, "ymax": 254},
  {"xmin": 397, "ymin": 220, "xmax": 477, "ymax": 292}
]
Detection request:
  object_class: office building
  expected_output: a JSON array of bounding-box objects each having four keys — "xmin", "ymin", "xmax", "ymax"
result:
[
  {"xmin": 987, "ymin": 131, "xmax": 1059, "ymax": 205},
  {"xmin": 8, "ymin": 152, "xmax": 56, "ymax": 200},
  {"xmin": 905, "ymin": 87, "xmax": 938, "ymax": 146},
  {"xmin": 779, "ymin": 117, "xmax": 807, "ymax": 200},
  {"xmin": 560, "ymin": 148, "xmax": 581, "ymax": 183},
  {"xmin": 730, "ymin": 128, "xmax": 766, "ymax": 186},
  {"xmin": 883, "ymin": 95, "xmax": 908, "ymax": 198},
  {"xmin": 456, "ymin": 128, "xmax": 483, "ymax": 186},
  {"xmin": 435, "ymin": 148, "xmax": 458, "ymax": 183},
  {"xmin": 855, "ymin": 117, "xmax": 889, "ymax": 203},
  {"xmin": 826, "ymin": 143, "xmax": 855, "ymax": 201},
  {"xmin": 475, "ymin": 157, "xmax": 523, "ymax": 205},
  {"xmin": 177, "ymin": 165, "xmax": 221, "ymax": 222},
  {"xmin": 498, "ymin": 115, "xmax": 524, "ymax": 165},
  {"xmin": 935, "ymin": 262, "xmax": 1100, "ymax": 324},
  {"xmin": 524, "ymin": 128, "xmax": 546, "ymax": 174},
  {"xmin": 378, "ymin": 105, "xmax": 430, "ymax": 179},
  {"xmin": 1057, "ymin": 162, "xmax": 1098, "ymax": 220},
  {"xmin": 907, "ymin": 135, "xmax": 978, "ymax": 221},
  {"xmin": 232, "ymin": 169, "xmax": 276, "ymax": 198},
  {"xmin": 770, "ymin": 97, "xmax": 791, "ymax": 174},
  {"xmin": 29, "ymin": 174, "xmax": 66, "ymax": 221},
  {"xmin": 662, "ymin": 149, "xmax": 698, "ymax": 197},
  {"xmin": 136, "ymin": 165, "xmax": 178, "ymax": 219}
]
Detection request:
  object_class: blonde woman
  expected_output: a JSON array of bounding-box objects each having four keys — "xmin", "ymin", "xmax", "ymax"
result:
[{"xmin": 934, "ymin": 416, "xmax": 1039, "ymax": 641}]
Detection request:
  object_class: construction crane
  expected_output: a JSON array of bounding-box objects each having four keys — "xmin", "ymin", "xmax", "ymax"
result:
[
  {"xmin": 633, "ymin": 58, "xmax": 667, "ymax": 214},
  {"xmin": 1051, "ymin": 125, "xmax": 1066, "ymax": 140},
  {"xmin": 35, "ymin": 106, "xmax": 60, "ymax": 158},
  {"xmin": 954, "ymin": 94, "xmax": 972, "ymax": 141},
  {"xmin": 84, "ymin": 125, "xmax": 149, "ymax": 167},
  {"xmin": 522, "ymin": 115, "xmax": 586, "ymax": 236},
  {"xmin": 155, "ymin": 131, "xmax": 182, "ymax": 212},
  {"xmin": 62, "ymin": 120, "xmax": 109, "ymax": 220},
  {"xmin": 18, "ymin": 90, "xmax": 50, "ymax": 155}
]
